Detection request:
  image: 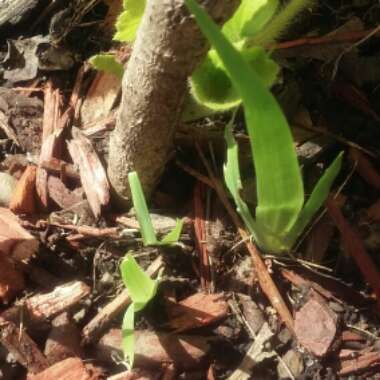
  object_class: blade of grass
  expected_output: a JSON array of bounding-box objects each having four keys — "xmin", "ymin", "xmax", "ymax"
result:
[
  {"xmin": 185, "ymin": 0, "xmax": 304, "ymax": 243},
  {"xmin": 128, "ymin": 171, "xmax": 157, "ymax": 245},
  {"xmin": 160, "ymin": 218, "xmax": 184, "ymax": 245},
  {"xmin": 286, "ymin": 152, "xmax": 343, "ymax": 248}
]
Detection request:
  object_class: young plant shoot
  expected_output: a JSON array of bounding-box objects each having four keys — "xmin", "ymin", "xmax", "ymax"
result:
[
  {"xmin": 185, "ymin": 0, "xmax": 343, "ymax": 254},
  {"xmin": 120, "ymin": 254, "xmax": 159, "ymax": 368},
  {"xmin": 128, "ymin": 171, "xmax": 183, "ymax": 246}
]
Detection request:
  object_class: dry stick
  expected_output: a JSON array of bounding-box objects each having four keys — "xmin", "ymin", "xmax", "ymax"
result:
[
  {"xmin": 270, "ymin": 27, "xmax": 380, "ymax": 50},
  {"xmin": 82, "ymin": 255, "xmax": 164, "ymax": 344},
  {"xmin": 195, "ymin": 144, "xmax": 294, "ymax": 333},
  {"xmin": 326, "ymin": 197, "xmax": 380, "ymax": 311}
]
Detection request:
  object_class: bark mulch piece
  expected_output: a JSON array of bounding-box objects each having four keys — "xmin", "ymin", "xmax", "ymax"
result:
[
  {"xmin": 97, "ymin": 329, "xmax": 211, "ymax": 370},
  {"xmin": 294, "ymin": 290, "xmax": 338, "ymax": 357},
  {"xmin": 166, "ymin": 292, "xmax": 229, "ymax": 332},
  {"xmin": 26, "ymin": 357, "xmax": 104, "ymax": 380}
]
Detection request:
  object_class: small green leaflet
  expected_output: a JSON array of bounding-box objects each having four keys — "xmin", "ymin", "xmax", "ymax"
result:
[
  {"xmin": 285, "ymin": 152, "xmax": 343, "ymax": 247},
  {"xmin": 114, "ymin": 0, "xmax": 146, "ymax": 42},
  {"xmin": 190, "ymin": 45, "xmax": 279, "ymax": 111},
  {"xmin": 128, "ymin": 171, "xmax": 157, "ymax": 246},
  {"xmin": 89, "ymin": 54, "xmax": 124, "ymax": 78},
  {"xmin": 128, "ymin": 171, "xmax": 183, "ymax": 246},
  {"xmin": 223, "ymin": 0, "xmax": 279, "ymax": 42},
  {"xmin": 120, "ymin": 254, "xmax": 159, "ymax": 368}
]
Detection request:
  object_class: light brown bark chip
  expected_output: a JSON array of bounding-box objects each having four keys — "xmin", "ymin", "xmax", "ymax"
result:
[{"xmin": 294, "ymin": 291, "xmax": 338, "ymax": 357}]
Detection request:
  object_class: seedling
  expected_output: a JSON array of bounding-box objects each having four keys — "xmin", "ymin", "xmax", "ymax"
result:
[
  {"xmin": 185, "ymin": 0, "xmax": 343, "ymax": 254},
  {"xmin": 128, "ymin": 171, "xmax": 183, "ymax": 246},
  {"xmin": 119, "ymin": 253, "xmax": 158, "ymax": 368}
]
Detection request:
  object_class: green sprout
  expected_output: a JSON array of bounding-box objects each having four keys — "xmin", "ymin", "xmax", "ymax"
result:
[
  {"xmin": 128, "ymin": 171, "xmax": 183, "ymax": 246},
  {"xmin": 120, "ymin": 253, "xmax": 158, "ymax": 368},
  {"xmin": 185, "ymin": 0, "xmax": 343, "ymax": 254}
]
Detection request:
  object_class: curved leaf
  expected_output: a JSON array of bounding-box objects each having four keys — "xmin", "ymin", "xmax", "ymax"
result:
[
  {"xmin": 186, "ymin": 0, "xmax": 304, "ymax": 248},
  {"xmin": 89, "ymin": 54, "xmax": 124, "ymax": 78},
  {"xmin": 114, "ymin": 0, "xmax": 146, "ymax": 42},
  {"xmin": 190, "ymin": 45, "xmax": 279, "ymax": 111},
  {"xmin": 285, "ymin": 152, "xmax": 343, "ymax": 248}
]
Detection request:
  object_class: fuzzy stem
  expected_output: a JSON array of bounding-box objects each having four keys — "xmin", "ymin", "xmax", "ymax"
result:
[{"xmin": 251, "ymin": 0, "xmax": 314, "ymax": 46}]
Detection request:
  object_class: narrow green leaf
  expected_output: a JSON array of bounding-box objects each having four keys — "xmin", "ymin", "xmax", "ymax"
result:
[
  {"xmin": 128, "ymin": 171, "xmax": 157, "ymax": 245},
  {"xmin": 224, "ymin": 124, "xmax": 258, "ymax": 237},
  {"xmin": 186, "ymin": 0, "xmax": 304, "ymax": 244},
  {"xmin": 223, "ymin": 0, "xmax": 279, "ymax": 42},
  {"xmin": 285, "ymin": 152, "xmax": 343, "ymax": 248},
  {"xmin": 252, "ymin": 0, "xmax": 314, "ymax": 45},
  {"xmin": 89, "ymin": 54, "xmax": 124, "ymax": 78},
  {"xmin": 121, "ymin": 304, "xmax": 135, "ymax": 368},
  {"xmin": 160, "ymin": 218, "xmax": 184, "ymax": 245},
  {"xmin": 120, "ymin": 254, "xmax": 158, "ymax": 305},
  {"xmin": 114, "ymin": 0, "xmax": 146, "ymax": 42}
]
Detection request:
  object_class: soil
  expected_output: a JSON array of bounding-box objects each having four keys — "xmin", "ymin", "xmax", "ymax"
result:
[{"xmin": 0, "ymin": 0, "xmax": 380, "ymax": 379}]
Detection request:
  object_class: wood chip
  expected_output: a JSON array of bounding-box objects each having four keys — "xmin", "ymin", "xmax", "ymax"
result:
[
  {"xmin": 67, "ymin": 127, "xmax": 110, "ymax": 218},
  {"xmin": 0, "ymin": 256, "xmax": 25, "ymax": 303},
  {"xmin": 47, "ymin": 176, "xmax": 83, "ymax": 209},
  {"xmin": 0, "ymin": 317, "xmax": 49, "ymax": 374},
  {"xmin": 44, "ymin": 312, "xmax": 83, "ymax": 364},
  {"xmin": 26, "ymin": 357, "xmax": 103, "ymax": 380},
  {"xmin": 9, "ymin": 165, "xmax": 37, "ymax": 214},
  {"xmin": 0, "ymin": 207, "xmax": 39, "ymax": 260},
  {"xmin": 97, "ymin": 329, "xmax": 210, "ymax": 370},
  {"xmin": 2, "ymin": 281, "xmax": 90, "ymax": 326},
  {"xmin": 167, "ymin": 292, "xmax": 228, "ymax": 332},
  {"xmin": 294, "ymin": 290, "xmax": 338, "ymax": 357}
]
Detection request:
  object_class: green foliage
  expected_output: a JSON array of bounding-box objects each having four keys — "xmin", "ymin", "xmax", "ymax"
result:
[
  {"xmin": 128, "ymin": 171, "xmax": 183, "ymax": 246},
  {"xmin": 114, "ymin": 0, "xmax": 146, "ymax": 42},
  {"xmin": 120, "ymin": 254, "xmax": 158, "ymax": 368},
  {"xmin": 185, "ymin": 0, "xmax": 342, "ymax": 254},
  {"xmin": 252, "ymin": 0, "xmax": 314, "ymax": 46},
  {"xmin": 91, "ymin": 0, "xmax": 312, "ymax": 114},
  {"xmin": 89, "ymin": 54, "xmax": 124, "ymax": 78}
]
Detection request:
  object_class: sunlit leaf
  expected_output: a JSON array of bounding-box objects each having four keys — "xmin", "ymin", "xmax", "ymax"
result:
[
  {"xmin": 89, "ymin": 54, "xmax": 124, "ymax": 78},
  {"xmin": 186, "ymin": 0, "xmax": 304, "ymax": 252},
  {"xmin": 120, "ymin": 254, "xmax": 158, "ymax": 305},
  {"xmin": 223, "ymin": 0, "xmax": 279, "ymax": 42},
  {"xmin": 190, "ymin": 45, "xmax": 279, "ymax": 111},
  {"xmin": 121, "ymin": 304, "xmax": 135, "ymax": 367},
  {"xmin": 160, "ymin": 218, "xmax": 184, "ymax": 245},
  {"xmin": 114, "ymin": 0, "xmax": 146, "ymax": 42},
  {"xmin": 128, "ymin": 171, "xmax": 157, "ymax": 246},
  {"xmin": 285, "ymin": 152, "xmax": 343, "ymax": 248}
]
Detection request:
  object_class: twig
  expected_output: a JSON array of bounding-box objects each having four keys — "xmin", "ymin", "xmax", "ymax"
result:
[
  {"xmin": 327, "ymin": 197, "xmax": 380, "ymax": 311},
  {"xmin": 195, "ymin": 144, "xmax": 295, "ymax": 333}
]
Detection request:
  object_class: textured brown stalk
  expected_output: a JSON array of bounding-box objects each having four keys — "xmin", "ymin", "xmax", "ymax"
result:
[{"xmin": 107, "ymin": 0, "xmax": 240, "ymax": 207}]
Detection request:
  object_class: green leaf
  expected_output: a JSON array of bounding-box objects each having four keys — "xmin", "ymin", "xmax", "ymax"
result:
[
  {"xmin": 224, "ymin": 123, "xmax": 258, "ymax": 237},
  {"xmin": 122, "ymin": 304, "xmax": 135, "ymax": 368},
  {"xmin": 190, "ymin": 45, "xmax": 279, "ymax": 111},
  {"xmin": 120, "ymin": 254, "xmax": 159, "ymax": 368},
  {"xmin": 252, "ymin": 0, "xmax": 314, "ymax": 46},
  {"xmin": 285, "ymin": 152, "xmax": 343, "ymax": 248},
  {"xmin": 186, "ymin": 0, "xmax": 304, "ymax": 252},
  {"xmin": 89, "ymin": 54, "xmax": 124, "ymax": 78},
  {"xmin": 160, "ymin": 218, "xmax": 184, "ymax": 245},
  {"xmin": 120, "ymin": 254, "xmax": 158, "ymax": 306},
  {"xmin": 114, "ymin": 0, "xmax": 146, "ymax": 42},
  {"xmin": 128, "ymin": 171, "xmax": 157, "ymax": 246},
  {"xmin": 222, "ymin": 0, "xmax": 279, "ymax": 42}
]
